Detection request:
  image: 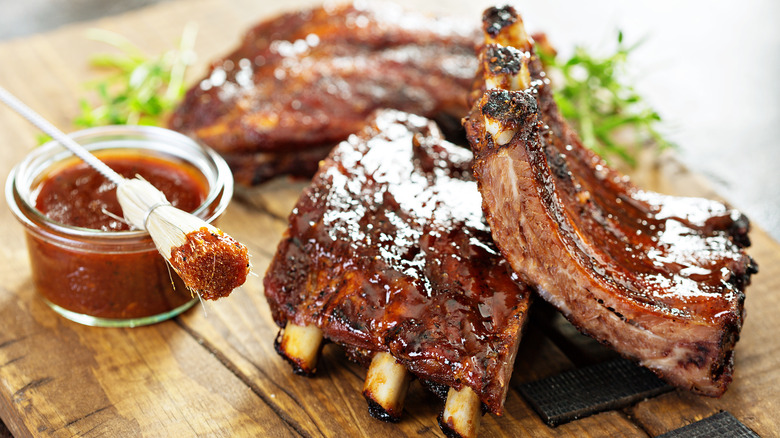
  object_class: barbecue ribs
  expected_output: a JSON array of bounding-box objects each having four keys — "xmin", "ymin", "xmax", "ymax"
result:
[
  {"xmin": 464, "ymin": 6, "xmax": 757, "ymax": 396},
  {"xmin": 263, "ymin": 109, "xmax": 533, "ymax": 417},
  {"xmin": 170, "ymin": 2, "xmax": 479, "ymax": 185}
]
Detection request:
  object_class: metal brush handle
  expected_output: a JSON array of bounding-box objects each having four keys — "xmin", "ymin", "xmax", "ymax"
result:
[{"xmin": 0, "ymin": 85, "xmax": 125, "ymax": 185}]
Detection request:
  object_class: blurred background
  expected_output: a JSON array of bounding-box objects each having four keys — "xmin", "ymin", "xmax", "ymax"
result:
[{"xmin": 1, "ymin": 0, "xmax": 778, "ymax": 243}]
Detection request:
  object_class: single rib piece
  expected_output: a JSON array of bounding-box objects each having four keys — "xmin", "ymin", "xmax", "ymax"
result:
[
  {"xmin": 170, "ymin": 2, "xmax": 478, "ymax": 184},
  {"xmin": 464, "ymin": 6, "xmax": 757, "ymax": 396},
  {"xmin": 263, "ymin": 109, "xmax": 533, "ymax": 415}
]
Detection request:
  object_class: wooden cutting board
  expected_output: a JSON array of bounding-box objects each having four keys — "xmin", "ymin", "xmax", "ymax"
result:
[{"xmin": 0, "ymin": 0, "xmax": 778, "ymax": 436}]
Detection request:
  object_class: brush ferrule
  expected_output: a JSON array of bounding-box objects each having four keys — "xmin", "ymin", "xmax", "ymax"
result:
[{"xmin": 143, "ymin": 202, "xmax": 172, "ymax": 230}]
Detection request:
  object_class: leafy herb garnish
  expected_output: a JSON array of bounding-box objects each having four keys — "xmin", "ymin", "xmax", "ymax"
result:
[
  {"xmin": 536, "ymin": 31, "xmax": 674, "ymax": 167},
  {"xmin": 74, "ymin": 23, "xmax": 197, "ymax": 128}
]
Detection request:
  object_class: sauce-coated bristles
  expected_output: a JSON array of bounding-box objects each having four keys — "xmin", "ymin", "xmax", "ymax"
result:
[{"xmin": 117, "ymin": 176, "xmax": 250, "ymax": 299}]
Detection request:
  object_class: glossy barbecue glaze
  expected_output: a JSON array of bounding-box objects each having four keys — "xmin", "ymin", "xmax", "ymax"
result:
[
  {"xmin": 170, "ymin": 2, "xmax": 479, "ymax": 185},
  {"xmin": 264, "ymin": 109, "xmax": 532, "ymax": 414},
  {"xmin": 464, "ymin": 6, "xmax": 756, "ymax": 396}
]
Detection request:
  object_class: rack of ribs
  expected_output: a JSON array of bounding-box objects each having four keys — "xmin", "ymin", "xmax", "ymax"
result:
[
  {"xmin": 169, "ymin": 2, "xmax": 479, "ymax": 185},
  {"xmin": 464, "ymin": 5, "xmax": 757, "ymax": 397},
  {"xmin": 263, "ymin": 109, "xmax": 533, "ymax": 436}
]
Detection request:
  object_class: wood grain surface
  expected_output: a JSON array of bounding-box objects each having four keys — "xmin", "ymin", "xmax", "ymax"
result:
[{"xmin": 0, "ymin": 0, "xmax": 778, "ymax": 436}]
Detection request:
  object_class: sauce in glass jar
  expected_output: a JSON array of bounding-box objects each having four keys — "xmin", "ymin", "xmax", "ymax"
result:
[
  {"xmin": 34, "ymin": 153, "xmax": 207, "ymax": 231},
  {"xmin": 6, "ymin": 126, "xmax": 233, "ymax": 327}
]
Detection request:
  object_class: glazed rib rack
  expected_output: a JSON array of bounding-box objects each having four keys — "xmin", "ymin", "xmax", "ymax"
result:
[
  {"xmin": 263, "ymin": 109, "xmax": 533, "ymax": 436},
  {"xmin": 170, "ymin": 2, "xmax": 478, "ymax": 185},
  {"xmin": 464, "ymin": 5, "xmax": 757, "ymax": 397}
]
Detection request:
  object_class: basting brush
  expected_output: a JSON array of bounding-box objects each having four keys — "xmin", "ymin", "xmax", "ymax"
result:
[{"xmin": 0, "ymin": 85, "xmax": 250, "ymax": 300}]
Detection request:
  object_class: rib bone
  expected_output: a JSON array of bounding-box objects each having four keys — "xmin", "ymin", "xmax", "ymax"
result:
[
  {"xmin": 438, "ymin": 386, "xmax": 482, "ymax": 438},
  {"xmin": 274, "ymin": 324, "xmax": 323, "ymax": 376},
  {"xmin": 362, "ymin": 352, "xmax": 411, "ymax": 422}
]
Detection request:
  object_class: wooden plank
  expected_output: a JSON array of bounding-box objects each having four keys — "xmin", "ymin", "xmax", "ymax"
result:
[
  {"xmin": 0, "ymin": 276, "xmax": 296, "ymax": 436},
  {"xmin": 0, "ymin": 149, "xmax": 296, "ymax": 436}
]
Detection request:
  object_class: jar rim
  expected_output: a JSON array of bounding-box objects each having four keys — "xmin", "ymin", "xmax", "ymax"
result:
[{"xmin": 5, "ymin": 125, "xmax": 234, "ymax": 242}]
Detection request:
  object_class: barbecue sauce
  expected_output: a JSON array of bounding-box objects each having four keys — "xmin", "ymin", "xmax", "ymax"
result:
[
  {"xmin": 35, "ymin": 153, "xmax": 206, "ymax": 230},
  {"xmin": 28, "ymin": 152, "xmax": 209, "ymax": 320}
]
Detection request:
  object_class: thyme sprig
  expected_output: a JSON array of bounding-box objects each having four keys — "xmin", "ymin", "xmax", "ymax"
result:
[
  {"xmin": 537, "ymin": 31, "xmax": 674, "ymax": 167},
  {"xmin": 74, "ymin": 23, "xmax": 197, "ymax": 128}
]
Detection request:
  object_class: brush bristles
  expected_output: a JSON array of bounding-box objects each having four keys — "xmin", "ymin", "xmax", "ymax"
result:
[
  {"xmin": 116, "ymin": 178, "xmax": 169, "ymax": 229},
  {"xmin": 116, "ymin": 176, "xmax": 248, "ymax": 300},
  {"xmin": 116, "ymin": 177, "xmax": 218, "ymax": 259},
  {"xmin": 147, "ymin": 206, "xmax": 218, "ymax": 260}
]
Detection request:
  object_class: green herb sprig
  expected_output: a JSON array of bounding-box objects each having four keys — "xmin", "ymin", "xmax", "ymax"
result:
[
  {"xmin": 74, "ymin": 23, "xmax": 198, "ymax": 129},
  {"xmin": 536, "ymin": 31, "xmax": 674, "ymax": 167}
]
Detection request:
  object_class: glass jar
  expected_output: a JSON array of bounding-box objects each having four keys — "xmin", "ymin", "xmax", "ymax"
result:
[{"xmin": 6, "ymin": 125, "xmax": 233, "ymax": 327}]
